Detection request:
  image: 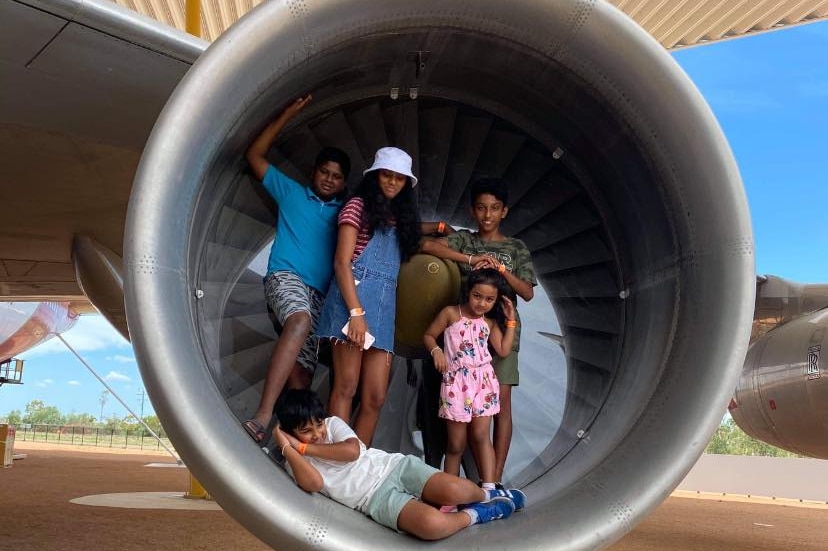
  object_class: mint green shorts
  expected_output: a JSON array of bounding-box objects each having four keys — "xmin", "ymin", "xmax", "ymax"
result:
[{"xmin": 364, "ymin": 455, "xmax": 440, "ymax": 531}]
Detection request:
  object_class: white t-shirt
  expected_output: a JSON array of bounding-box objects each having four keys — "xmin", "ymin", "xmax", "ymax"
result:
[{"xmin": 284, "ymin": 416, "xmax": 404, "ymax": 512}]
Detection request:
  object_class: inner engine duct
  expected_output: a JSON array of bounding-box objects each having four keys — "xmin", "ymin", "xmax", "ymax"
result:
[{"xmin": 124, "ymin": 1, "xmax": 755, "ymax": 549}]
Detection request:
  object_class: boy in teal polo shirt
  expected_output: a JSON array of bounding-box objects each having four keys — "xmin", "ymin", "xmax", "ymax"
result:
[{"xmin": 243, "ymin": 95, "xmax": 351, "ymax": 443}]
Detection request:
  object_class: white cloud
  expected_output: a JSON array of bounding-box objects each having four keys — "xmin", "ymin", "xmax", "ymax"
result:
[
  {"xmin": 23, "ymin": 316, "xmax": 129, "ymax": 358},
  {"xmin": 43, "ymin": 378, "xmax": 54, "ymax": 384},
  {"xmin": 67, "ymin": 380, "xmax": 81, "ymax": 386},
  {"xmin": 104, "ymin": 371, "xmax": 131, "ymax": 383},
  {"xmin": 35, "ymin": 381, "xmax": 47, "ymax": 388},
  {"xmin": 105, "ymin": 355, "xmax": 136, "ymax": 363}
]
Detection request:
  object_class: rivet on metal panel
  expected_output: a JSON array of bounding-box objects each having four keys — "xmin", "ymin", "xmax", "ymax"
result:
[{"xmin": 407, "ymin": 50, "xmax": 429, "ymax": 78}]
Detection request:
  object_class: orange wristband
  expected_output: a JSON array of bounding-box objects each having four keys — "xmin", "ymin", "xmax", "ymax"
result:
[
  {"xmin": 498, "ymin": 263, "xmax": 507, "ymax": 274},
  {"xmin": 297, "ymin": 442, "xmax": 308, "ymax": 455},
  {"xmin": 437, "ymin": 221, "xmax": 446, "ymax": 234},
  {"xmin": 505, "ymin": 320, "xmax": 517, "ymax": 328}
]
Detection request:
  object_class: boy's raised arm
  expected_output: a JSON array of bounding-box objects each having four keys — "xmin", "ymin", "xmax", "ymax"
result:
[
  {"xmin": 303, "ymin": 438, "xmax": 360, "ymax": 462},
  {"xmin": 472, "ymin": 256, "xmax": 535, "ymax": 302},
  {"xmin": 420, "ymin": 237, "xmax": 488, "ymax": 267},
  {"xmin": 246, "ymin": 95, "xmax": 311, "ymax": 181},
  {"xmin": 500, "ymin": 269, "xmax": 534, "ymax": 302},
  {"xmin": 420, "ymin": 221, "xmax": 456, "ymax": 236}
]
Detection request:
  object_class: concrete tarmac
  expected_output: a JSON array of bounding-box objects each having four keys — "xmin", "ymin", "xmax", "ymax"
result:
[{"xmin": 2, "ymin": 442, "xmax": 827, "ymax": 550}]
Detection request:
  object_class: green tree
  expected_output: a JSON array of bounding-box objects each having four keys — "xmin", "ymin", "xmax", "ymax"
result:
[
  {"xmin": 705, "ymin": 418, "xmax": 799, "ymax": 458},
  {"xmin": 3, "ymin": 410, "xmax": 23, "ymax": 425},
  {"xmin": 24, "ymin": 400, "xmax": 63, "ymax": 425},
  {"xmin": 64, "ymin": 412, "xmax": 97, "ymax": 426},
  {"xmin": 141, "ymin": 415, "xmax": 163, "ymax": 435},
  {"xmin": 24, "ymin": 399, "xmax": 45, "ymax": 418},
  {"xmin": 103, "ymin": 414, "xmax": 126, "ymax": 432},
  {"xmin": 705, "ymin": 419, "xmax": 734, "ymax": 455}
]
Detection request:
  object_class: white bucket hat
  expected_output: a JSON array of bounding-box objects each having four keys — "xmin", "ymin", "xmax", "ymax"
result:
[{"xmin": 363, "ymin": 146, "xmax": 418, "ymax": 187}]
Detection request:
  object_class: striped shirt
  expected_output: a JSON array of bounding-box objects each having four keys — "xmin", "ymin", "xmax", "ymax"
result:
[{"xmin": 339, "ymin": 197, "xmax": 372, "ymax": 262}]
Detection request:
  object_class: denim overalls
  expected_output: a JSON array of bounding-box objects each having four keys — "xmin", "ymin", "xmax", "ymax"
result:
[{"xmin": 317, "ymin": 226, "xmax": 401, "ymax": 352}]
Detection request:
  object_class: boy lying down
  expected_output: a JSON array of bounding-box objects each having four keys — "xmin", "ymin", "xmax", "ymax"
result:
[{"xmin": 273, "ymin": 389, "xmax": 526, "ymax": 540}]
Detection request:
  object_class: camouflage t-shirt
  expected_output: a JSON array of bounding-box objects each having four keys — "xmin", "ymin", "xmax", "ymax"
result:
[{"xmin": 446, "ymin": 230, "xmax": 537, "ymax": 352}]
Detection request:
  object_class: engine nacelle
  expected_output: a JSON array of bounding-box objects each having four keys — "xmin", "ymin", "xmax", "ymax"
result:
[
  {"xmin": 125, "ymin": 0, "xmax": 755, "ymax": 549},
  {"xmin": 732, "ymin": 309, "xmax": 828, "ymax": 458}
]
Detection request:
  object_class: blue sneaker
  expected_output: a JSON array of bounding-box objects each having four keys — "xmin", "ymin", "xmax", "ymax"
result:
[
  {"xmin": 485, "ymin": 488, "xmax": 527, "ymax": 511},
  {"xmin": 505, "ymin": 488, "xmax": 526, "ymax": 511},
  {"xmin": 463, "ymin": 496, "xmax": 515, "ymax": 524}
]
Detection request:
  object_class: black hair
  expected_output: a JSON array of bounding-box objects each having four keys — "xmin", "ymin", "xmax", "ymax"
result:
[
  {"xmin": 315, "ymin": 147, "xmax": 351, "ymax": 180},
  {"xmin": 275, "ymin": 389, "xmax": 327, "ymax": 434},
  {"xmin": 469, "ymin": 177, "xmax": 509, "ymax": 206},
  {"xmin": 463, "ymin": 268, "xmax": 512, "ymax": 328},
  {"xmin": 355, "ymin": 170, "xmax": 422, "ymax": 262}
]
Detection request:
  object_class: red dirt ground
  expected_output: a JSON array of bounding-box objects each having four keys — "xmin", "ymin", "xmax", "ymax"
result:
[{"xmin": 3, "ymin": 443, "xmax": 828, "ymax": 550}]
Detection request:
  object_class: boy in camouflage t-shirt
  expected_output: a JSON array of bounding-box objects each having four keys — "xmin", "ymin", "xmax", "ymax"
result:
[{"xmin": 421, "ymin": 178, "xmax": 537, "ymax": 486}]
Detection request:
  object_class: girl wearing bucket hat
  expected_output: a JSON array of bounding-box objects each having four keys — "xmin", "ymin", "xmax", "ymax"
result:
[{"xmin": 316, "ymin": 147, "xmax": 422, "ymax": 446}]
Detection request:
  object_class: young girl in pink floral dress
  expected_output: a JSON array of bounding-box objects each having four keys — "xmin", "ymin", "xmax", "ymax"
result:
[{"xmin": 423, "ymin": 268, "xmax": 516, "ymax": 491}]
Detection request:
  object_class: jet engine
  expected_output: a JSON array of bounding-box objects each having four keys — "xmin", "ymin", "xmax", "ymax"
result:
[
  {"xmin": 731, "ymin": 276, "xmax": 828, "ymax": 458},
  {"xmin": 125, "ymin": 0, "xmax": 755, "ymax": 549}
]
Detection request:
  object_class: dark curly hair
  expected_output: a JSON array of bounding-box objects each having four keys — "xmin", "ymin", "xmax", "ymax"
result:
[
  {"xmin": 463, "ymin": 268, "xmax": 511, "ymax": 329},
  {"xmin": 355, "ymin": 170, "xmax": 422, "ymax": 262}
]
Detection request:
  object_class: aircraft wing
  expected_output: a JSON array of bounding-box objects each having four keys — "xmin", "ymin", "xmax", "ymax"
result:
[{"xmin": 0, "ymin": 0, "xmax": 205, "ymax": 303}]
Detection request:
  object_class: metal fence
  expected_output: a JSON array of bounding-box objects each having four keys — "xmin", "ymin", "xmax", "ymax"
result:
[{"xmin": 15, "ymin": 424, "xmax": 175, "ymax": 452}]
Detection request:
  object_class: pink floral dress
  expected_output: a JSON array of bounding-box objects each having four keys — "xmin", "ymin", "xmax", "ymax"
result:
[{"xmin": 438, "ymin": 306, "xmax": 500, "ymax": 422}]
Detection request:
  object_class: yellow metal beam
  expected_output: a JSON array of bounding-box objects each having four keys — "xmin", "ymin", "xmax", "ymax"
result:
[
  {"xmin": 185, "ymin": 0, "xmax": 201, "ymax": 38},
  {"xmin": 185, "ymin": 474, "xmax": 212, "ymax": 499}
]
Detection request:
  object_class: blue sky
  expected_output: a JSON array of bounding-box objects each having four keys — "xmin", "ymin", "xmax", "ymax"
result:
[
  {"xmin": 673, "ymin": 21, "xmax": 828, "ymax": 281},
  {"xmin": 3, "ymin": 20, "xmax": 827, "ymax": 420},
  {"xmin": 3, "ymin": 315, "xmax": 147, "ymax": 419}
]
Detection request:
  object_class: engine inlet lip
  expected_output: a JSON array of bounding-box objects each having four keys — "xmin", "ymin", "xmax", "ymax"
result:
[{"xmin": 125, "ymin": 0, "xmax": 755, "ymax": 549}]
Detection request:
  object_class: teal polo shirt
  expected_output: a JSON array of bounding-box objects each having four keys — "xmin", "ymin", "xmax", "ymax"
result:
[{"xmin": 262, "ymin": 165, "xmax": 343, "ymax": 292}]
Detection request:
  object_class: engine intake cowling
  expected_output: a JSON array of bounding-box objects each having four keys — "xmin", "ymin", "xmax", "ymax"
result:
[{"xmin": 125, "ymin": 0, "xmax": 755, "ymax": 549}]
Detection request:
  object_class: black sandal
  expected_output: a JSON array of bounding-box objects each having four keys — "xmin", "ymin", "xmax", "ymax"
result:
[{"xmin": 242, "ymin": 419, "xmax": 266, "ymax": 443}]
